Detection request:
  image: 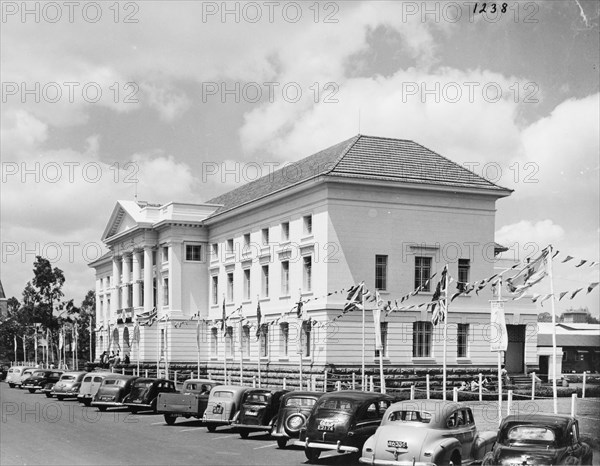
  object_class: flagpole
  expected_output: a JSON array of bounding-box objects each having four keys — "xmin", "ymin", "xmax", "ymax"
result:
[
  {"xmin": 361, "ymin": 282, "xmax": 366, "ymax": 391},
  {"xmin": 196, "ymin": 314, "xmax": 201, "ymax": 378},
  {"xmin": 497, "ymin": 278, "xmax": 503, "ymax": 425},
  {"xmin": 547, "ymin": 245, "xmax": 558, "ymax": 414},
  {"xmin": 442, "ymin": 265, "xmax": 448, "ymax": 401},
  {"xmin": 297, "ymin": 289, "xmax": 303, "ymax": 391},
  {"xmin": 257, "ymin": 296, "xmax": 261, "ymax": 388}
]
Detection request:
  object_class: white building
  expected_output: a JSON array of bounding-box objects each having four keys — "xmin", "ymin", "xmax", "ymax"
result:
[{"xmin": 90, "ymin": 135, "xmax": 538, "ymax": 379}]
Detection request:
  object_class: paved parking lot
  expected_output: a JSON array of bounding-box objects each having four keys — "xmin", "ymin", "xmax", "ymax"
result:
[{"xmin": 2, "ymin": 382, "xmax": 598, "ymax": 465}]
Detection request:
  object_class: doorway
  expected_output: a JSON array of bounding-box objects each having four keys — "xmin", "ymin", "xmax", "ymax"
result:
[{"xmin": 505, "ymin": 325, "xmax": 525, "ymax": 374}]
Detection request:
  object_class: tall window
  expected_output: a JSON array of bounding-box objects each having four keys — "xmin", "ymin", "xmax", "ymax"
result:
[
  {"xmin": 160, "ymin": 329, "xmax": 165, "ymax": 356},
  {"xmin": 210, "ymin": 328, "xmax": 218, "ymax": 356},
  {"xmin": 243, "ymin": 233, "xmax": 251, "ymax": 249},
  {"xmin": 412, "ymin": 321, "xmax": 433, "ymax": 358},
  {"xmin": 374, "ymin": 322, "xmax": 388, "ymax": 358},
  {"xmin": 303, "ymin": 256, "xmax": 312, "ymax": 291},
  {"xmin": 280, "ymin": 323, "xmax": 289, "ymax": 357},
  {"xmin": 210, "ymin": 243, "xmax": 219, "ymax": 260},
  {"xmin": 415, "ymin": 257, "xmax": 432, "ymax": 291},
  {"xmin": 127, "ymin": 284, "xmax": 133, "ymax": 308},
  {"xmin": 163, "ymin": 278, "xmax": 169, "ymax": 306},
  {"xmin": 225, "ymin": 326, "xmax": 233, "ymax": 357},
  {"xmin": 243, "ymin": 269, "xmax": 251, "ymax": 300},
  {"xmin": 262, "ymin": 228, "xmax": 269, "ymax": 245},
  {"xmin": 281, "ymin": 261, "xmax": 290, "ymax": 295},
  {"xmin": 261, "ymin": 265, "xmax": 269, "ymax": 297},
  {"xmin": 226, "ymin": 238, "xmax": 234, "ymax": 254},
  {"xmin": 457, "ymin": 323, "xmax": 469, "ymax": 358},
  {"xmin": 375, "ymin": 255, "xmax": 388, "ymax": 290},
  {"xmin": 242, "ymin": 325, "xmax": 250, "ymax": 355},
  {"xmin": 458, "ymin": 259, "xmax": 470, "ymax": 291},
  {"xmin": 303, "ymin": 215, "xmax": 313, "ymax": 235},
  {"xmin": 163, "ymin": 246, "xmax": 169, "ymax": 262},
  {"xmin": 227, "ymin": 273, "xmax": 234, "ymax": 302},
  {"xmin": 211, "ymin": 276, "xmax": 218, "ymax": 305},
  {"xmin": 259, "ymin": 326, "xmax": 268, "ymax": 358},
  {"xmin": 140, "ymin": 283, "xmax": 144, "ymax": 307},
  {"xmin": 302, "ymin": 321, "xmax": 311, "ymax": 357},
  {"xmin": 281, "ymin": 222, "xmax": 290, "ymax": 242},
  {"xmin": 186, "ymin": 245, "xmax": 202, "ymax": 261}
]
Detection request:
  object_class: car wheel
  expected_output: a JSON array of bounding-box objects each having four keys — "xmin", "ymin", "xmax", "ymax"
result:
[
  {"xmin": 130, "ymin": 408, "xmax": 138, "ymax": 414},
  {"xmin": 305, "ymin": 447, "xmax": 321, "ymax": 463},
  {"xmin": 449, "ymin": 451, "xmax": 462, "ymax": 466},
  {"xmin": 83, "ymin": 399, "xmax": 91, "ymax": 407},
  {"xmin": 207, "ymin": 425, "xmax": 217, "ymax": 433},
  {"xmin": 164, "ymin": 414, "xmax": 177, "ymax": 425},
  {"xmin": 45, "ymin": 392, "xmax": 52, "ymax": 398},
  {"xmin": 8, "ymin": 383, "xmax": 14, "ymax": 388},
  {"xmin": 277, "ymin": 438, "xmax": 287, "ymax": 449},
  {"xmin": 57, "ymin": 395, "xmax": 64, "ymax": 401},
  {"xmin": 97, "ymin": 406, "xmax": 107, "ymax": 412},
  {"xmin": 239, "ymin": 430, "xmax": 249, "ymax": 439},
  {"xmin": 28, "ymin": 388, "xmax": 36, "ymax": 393}
]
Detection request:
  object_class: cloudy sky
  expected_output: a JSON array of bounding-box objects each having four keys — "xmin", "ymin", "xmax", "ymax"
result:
[{"xmin": 1, "ymin": 0, "xmax": 598, "ymax": 314}]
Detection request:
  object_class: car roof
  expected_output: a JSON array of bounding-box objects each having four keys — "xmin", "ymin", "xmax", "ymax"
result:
[
  {"xmin": 61, "ymin": 371, "xmax": 87, "ymax": 376},
  {"xmin": 103, "ymin": 374, "xmax": 137, "ymax": 380},
  {"xmin": 282, "ymin": 391, "xmax": 323, "ymax": 398},
  {"xmin": 185, "ymin": 379, "xmax": 216, "ymax": 384},
  {"xmin": 318, "ymin": 390, "xmax": 391, "ymax": 402},
  {"xmin": 210, "ymin": 385, "xmax": 249, "ymax": 394},
  {"xmin": 503, "ymin": 413, "xmax": 574, "ymax": 427},
  {"xmin": 382, "ymin": 400, "xmax": 466, "ymax": 427}
]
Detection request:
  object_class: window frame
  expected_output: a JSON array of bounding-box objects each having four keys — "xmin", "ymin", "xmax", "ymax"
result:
[
  {"xmin": 457, "ymin": 323, "xmax": 469, "ymax": 358},
  {"xmin": 303, "ymin": 255, "xmax": 312, "ymax": 292},
  {"xmin": 185, "ymin": 244, "xmax": 203, "ymax": 262},
  {"xmin": 415, "ymin": 256, "xmax": 432, "ymax": 292},
  {"xmin": 281, "ymin": 260, "xmax": 290, "ymax": 296},
  {"xmin": 375, "ymin": 255, "xmax": 388, "ymax": 291},
  {"xmin": 412, "ymin": 321, "xmax": 433, "ymax": 358}
]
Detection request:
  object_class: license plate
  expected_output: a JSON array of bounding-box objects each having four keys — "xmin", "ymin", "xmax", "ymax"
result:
[
  {"xmin": 387, "ymin": 440, "xmax": 408, "ymax": 449},
  {"xmin": 245, "ymin": 411, "xmax": 257, "ymax": 416},
  {"xmin": 101, "ymin": 396, "xmax": 112, "ymax": 401},
  {"xmin": 317, "ymin": 420, "xmax": 335, "ymax": 431},
  {"xmin": 213, "ymin": 405, "xmax": 223, "ymax": 414}
]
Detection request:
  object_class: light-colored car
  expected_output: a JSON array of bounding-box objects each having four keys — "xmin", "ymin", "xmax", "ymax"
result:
[
  {"xmin": 360, "ymin": 400, "xmax": 497, "ymax": 466},
  {"xmin": 51, "ymin": 372, "xmax": 87, "ymax": 400},
  {"xmin": 202, "ymin": 385, "xmax": 249, "ymax": 432},
  {"xmin": 6, "ymin": 366, "xmax": 32, "ymax": 388},
  {"xmin": 77, "ymin": 372, "xmax": 113, "ymax": 406},
  {"xmin": 16, "ymin": 367, "xmax": 38, "ymax": 388}
]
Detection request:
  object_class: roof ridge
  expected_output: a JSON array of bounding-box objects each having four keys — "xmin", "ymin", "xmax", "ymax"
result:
[{"xmin": 325, "ymin": 134, "xmax": 362, "ymax": 174}]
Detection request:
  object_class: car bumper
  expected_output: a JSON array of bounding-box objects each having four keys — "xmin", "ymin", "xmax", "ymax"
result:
[
  {"xmin": 92, "ymin": 401, "xmax": 126, "ymax": 408},
  {"xmin": 292, "ymin": 439, "xmax": 359, "ymax": 453},
  {"xmin": 23, "ymin": 384, "xmax": 43, "ymax": 390},
  {"xmin": 52, "ymin": 390, "xmax": 79, "ymax": 396},
  {"xmin": 359, "ymin": 457, "xmax": 435, "ymax": 466},
  {"xmin": 202, "ymin": 417, "xmax": 232, "ymax": 426},
  {"xmin": 235, "ymin": 423, "xmax": 272, "ymax": 431},
  {"xmin": 124, "ymin": 403, "xmax": 152, "ymax": 409}
]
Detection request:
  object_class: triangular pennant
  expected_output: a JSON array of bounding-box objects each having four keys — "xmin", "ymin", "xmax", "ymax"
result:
[
  {"xmin": 561, "ymin": 255, "xmax": 574, "ymax": 263},
  {"xmin": 570, "ymin": 288, "xmax": 584, "ymax": 299},
  {"xmin": 587, "ymin": 282, "xmax": 599, "ymax": 294}
]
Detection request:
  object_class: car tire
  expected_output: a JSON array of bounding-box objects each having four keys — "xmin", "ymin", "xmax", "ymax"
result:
[
  {"xmin": 57, "ymin": 395, "xmax": 64, "ymax": 401},
  {"xmin": 130, "ymin": 408, "xmax": 138, "ymax": 414},
  {"xmin": 28, "ymin": 388, "xmax": 36, "ymax": 393},
  {"xmin": 449, "ymin": 451, "xmax": 462, "ymax": 466},
  {"xmin": 164, "ymin": 414, "xmax": 177, "ymax": 425},
  {"xmin": 305, "ymin": 447, "xmax": 321, "ymax": 463},
  {"xmin": 97, "ymin": 406, "xmax": 107, "ymax": 412},
  {"xmin": 207, "ymin": 425, "xmax": 217, "ymax": 433},
  {"xmin": 83, "ymin": 399, "xmax": 91, "ymax": 407},
  {"xmin": 277, "ymin": 438, "xmax": 287, "ymax": 449},
  {"xmin": 45, "ymin": 392, "xmax": 53, "ymax": 398},
  {"xmin": 239, "ymin": 431, "xmax": 249, "ymax": 439},
  {"xmin": 8, "ymin": 383, "xmax": 14, "ymax": 388}
]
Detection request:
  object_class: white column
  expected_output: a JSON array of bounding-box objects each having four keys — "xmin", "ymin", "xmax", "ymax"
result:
[
  {"xmin": 132, "ymin": 250, "xmax": 141, "ymax": 309},
  {"xmin": 143, "ymin": 247, "xmax": 153, "ymax": 313},
  {"xmin": 122, "ymin": 254, "xmax": 131, "ymax": 309},
  {"xmin": 111, "ymin": 256, "xmax": 121, "ymax": 316},
  {"xmin": 157, "ymin": 247, "xmax": 165, "ymax": 315},
  {"xmin": 169, "ymin": 242, "xmax": 181, "ymax": 311}
]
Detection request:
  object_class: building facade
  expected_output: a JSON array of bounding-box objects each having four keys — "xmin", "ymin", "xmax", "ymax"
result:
[{"xmin": 90, "ymin": 135, "xmax": 539, "ymax": 377}]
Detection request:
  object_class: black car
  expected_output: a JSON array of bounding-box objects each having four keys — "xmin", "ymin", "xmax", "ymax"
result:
[
  {"xmin": 233, "ymin": 388, "xmax": 289, "ymax": 439},
  {"xmin": 482, "ymin": 413, "xmax": 593, "ymax": 465},
  {"xmin": 92, "ymin": 375, "xmax": 138, "ymax": 411},
  {"xmin": 21, "ymin": 370, "xmax": 64, "ymax": 394},
  {"xmin": 296, "ymin": 390, "xmax": 394, "ymax": 463},
  {"xmin": 123, "ymin": 378, "xmax": 177, "ymax": 413},
  {"xmin": 271, "ymin": 391, "xmax": 324, "ymax": 449}
]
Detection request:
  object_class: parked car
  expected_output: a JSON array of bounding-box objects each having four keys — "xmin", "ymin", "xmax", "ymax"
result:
[
  {"xmin": 0, "ymin": 362, "xmax": 10, "ymax": 380},
  {"xmin": 123, "ymin": 378, "xmax": 177, "ymax": 413},
  {"xmin": 482, "ymin": 413, "xmax": 593, "ymax": 466},
  {"xmin": 233, "ymin": 388, "xmax": 289, "ymax": 438},
  {"xmin": 15, "ymin": 367, "xmax": 38, "ymax": 388},
  {"xmin": 203, "ymin": 385, "xmax": 249, "ymax": 432},
  {"xmin": 51, "ymin": 372, "xmax": 87, "ymax": 400},
  {"xmin": 22, "ymin": 370, "xmax": 64, "ymax": 393},
  {"xmin": 77, "ymin": 371, "xmax": 113, "ymax": 406},
  {"xmin": 271, "ymin": 391, "xmax": 324, "ymax": 448},
  {"xmin": 92, "ymin": 375, "xmax": 138, "ymax": 411},
  {"xmin": 360, "ymin": 400, "xmax": 497, "ymax": 466},
  {"xmin": 6, "ymin": 366, "xmax": 31, "ymax": 388},
  {"xmin": 157, "ymin": 378, "xmax": 219, "ymax": 425},
  {"xmin": 296, "ymin": 390, "xmax": 394, "ymax": 462}
]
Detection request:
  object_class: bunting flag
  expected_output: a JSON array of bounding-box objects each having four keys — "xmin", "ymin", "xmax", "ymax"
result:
[
  {"xmin": 431, "ymin": 265, "xmax": 448, "ymax": 326},
  {"xmin": 575, "ymin": 260, "xmax": 587, "ymax": 268},
  {"xmin": 132, "ymin": 323, "xmax": 140, "ymax": 345},
  {"xmin": 570, "ymin": 288, "xmax": 584, "ymax": 299},
  {"xmin": 558, "ymin": 291, "xmax": 569, "ymax": 301},
  {"xmin": 490, "ymin": 300, "xmax": 508, "ymax": 352},
  {"xmin": 373, "ymin": 308, "xmax": 383, "ymax": 350},
  {"xmin": 539, "ymin": 294, "xmax": 553, "ymax": 306},
  {"xmin": 506, "ymin": 247, "xmax": 549, "ymax": 295},
  {"xmin": 221, "ymin": 298, "xmax": 227, "ymax": 336},
  {"xmin": 588, "ymin": 282, "xmax": 599, "ymax": 294},
  {"xmin": 561, "ymin": 255, "xmax": 574, "ymax": 263},
  {"xmin": 255, "ymin": 300, "xmax": 262, "ymax": 339},
  {"xmin": 344, "ymin": 282, "xmax": 365, "ymax": 313}
]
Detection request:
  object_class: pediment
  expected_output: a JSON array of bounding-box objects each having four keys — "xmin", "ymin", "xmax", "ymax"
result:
[{"xmin": 101, "ymin": 201, "xmax": 146, "ymax": 242}]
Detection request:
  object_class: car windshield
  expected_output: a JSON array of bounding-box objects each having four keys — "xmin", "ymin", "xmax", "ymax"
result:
[
  {"xmin": 104, "ymin": 379, "xmax": 126, "ymax": 387},
  {"xmin": 134, "ymin": 381, "xmax": 154, "ymax": 388},
  {"xmin": 61, "ymin": 376, "xmax": 75, "ymax": 381},
  {"xmin": 285, "ymin": 397, "xmax": 317, "ymax": 408},
  {"xmin": 504, "ymin": 426, "xmax": 556, "ymax": 446},
  {"xmin": 212, "ymin": 391, "xmax": 233, "ymax": 399},
  {"xmin": 51, "ymin": 372, "xmax": 62, "ymax": 378},
  {"xmin": 388, "ymin": 410, "xmax": 432, "ymax": 423},
  {"xmin": 316, "ymin": 398, "xmax": 356, "ymax": 412},
  {"xmin": 246, "ymin": 393, "xmax": 270, "ymax": 403},
  {"xmin": 33, "ymin": 371, "xmax": 48, "ymax": 377}
]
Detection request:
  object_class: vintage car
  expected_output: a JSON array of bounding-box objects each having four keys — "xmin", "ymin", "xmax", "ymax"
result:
[
  {"xmin": 6, "ymin": 366, "xmax": 31, "ymax": 388},
  {"xmin": 203, "ymin": 385, "xmax": 249, "ymax": 432},
  {"xmin": 482, "ymin": 413, "xmax": 593, "ymax": 466},
  {"xmin": 233, "ymin": 388, "xmax": 289, "ymax": 438},
  {"xmin": 77, "ymin": 371, "xmax": 113, "ymax": 406},
  {"xmin": 157, "ymin": 378, "xmax": 219, "ymax": 425},
  {"xmin": 271, "ymin": 391, "xmax": 324, "ymax": 448},
  {"xmin": 22, "ymin": 370, "xmax": 64, "ymax": 393},
  {"xmin": 123, "ymin": 378, "xmax": 177, "ymax": 413},
  {"xmin": 360, "ymin": 400, "xmax": 497, "ymax": 466},
  {"xmin": 15, "ymin": 367, "xmax": 38, "ymax": 388},
  {"xmin": 51, "ymin": 371, "xmax": 87, "ymax": 400},
  {"xmin": 296, "ymin": 390, "xmax": 394, "ymax": 462},
  {"xmin": 91, "ymin": 374, "xmax": 138, "ymax": 411}
]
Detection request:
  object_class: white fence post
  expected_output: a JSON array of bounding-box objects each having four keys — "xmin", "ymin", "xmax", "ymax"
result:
[
  {"xmin": 323, "ymin": 372, "xmax": 327, "ymax": 392},
  {"xmin": 336, "ymin": 381, "xmax": 341, "ymax": 391},
  {"xmin": 507, "ymin": 390, "xmax": 513, "ymax": 416},
  {"xmin": 145, "ymin": 369, "xmax": 148, "ymax": 378},
  {"xmin": 352, "ymin": 373, "xmax": 356, "ymax": 390},
  {"xmin": 479, "ymin": 373, "xmax": 483, "ymax": 402},
  {"xmin": 410, "ymin": 385, "xmax": 415, "ymax": 400},
  {"xmin": 426, "ymin": 374, "xmax": 430, "ymax": 399},
  {"xmin": 571, "ymin": 393, "xmax": 577, "ymax": 417},
  {"xmin": 121, "ymin": 368, "xmax": 125, "ymax": 375},
  {"xmin": 582, "ymin": 371, "xmax": 587, "ymax": 399},
  {"xmin": 253, "ymin": 376, "xmax": 256, "ymax": 388},
  {"xmin": 531, "ymin": 372, "xmax": 536, "ymax": 401},
  {"xmin": 453, "ymin": 387, "xmax": 458, "ymax": 402},
  {"xmin": 369, "ymin": 376, "xmax": 374, "ymax": 392},
  {"xmin": 283, "ymin": 377, "xmax": 287, "ymax": 390}
]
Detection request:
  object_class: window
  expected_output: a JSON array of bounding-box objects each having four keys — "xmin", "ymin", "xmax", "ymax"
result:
[
  {"xmin": 226, "ymin": 239, "xmax": 234, "ymax": 254},
  {"xmin": 242, "ymin": 325, "xmax": 250, "ymax": 355},
  {"xmin": 227, "ymin": 273, "xmax": 234, "ymax": 302},
  {"xmin": 413, "ymin": 321, "xmax": 433, "ymax": 358},
  {"xmin": 225, "ymin": 326, "xmax": 233, "ymax": 358},
  {"xmin": 160, "ymin": 329, "xmax": 165, "ymax": 356},
  {"xmin": 211, "ymin": 243, "xmax": 219, "ymax": 260},
  {"xmin": 259, "ymin": 325, "xmax": 268, "ymax": 358},
  {"xmin": 281, "ymin": 261, "xmax": 290, "ymax": 295},
  {"xmin": 163, "ymin": 278, "xmax": 169, "ymax": 306},
  {"xmin": 186, "ymin": 245, "xmax": 202, "ymax": 261},
  {"xmin": 243, "ymin": 269, "xmax": 251, "ymax": 301},
  {"xmin": 303, "ymin": 256, "xmax": 312, "ymax": 291},
  {"xmin": 374, "ymin": 322, "xmax": 388, "ymax": 358},
  {"xmin": 415, "ymin": 257, "xmax": 432, "ymax": 291},
  {"xmin": 302, "ymin": 321, "xmax": 311, "ymax": 357},
  {"xmin": 127, "ymin": 284, "xmax": 133, "ymax": 308},
  {"xmin": 211, "ymin": 328, "xmax": 218, "ymax": 357},
  {"xmin": 280, "ymin": 323, "xmax": 289, "ymax": 357},
  {"xmin": 152, "ymin": 250, "xmax": 157, "ymax": 265},
  {"xmin": 375, "ymin": 255, "xmax": 388, "ymax": 291},
  {"xmin": 261, "ymin": 265, "xmax": 269, "ymax": 297},
  {"xmin": 281, "ymin": 222, "xmax": 290, "ymax": 242},
  {"xmin": 243, "ymin": 233, "xmax": 251, "ymax": 249},
  {"xmin": 457, "ymin": 323, "xmax": 469, "ymax": 358},
  {"xmin": 303, "ymin": 215, "xmax": 312, "ymax": 235},
  {"xmin": 458, "ymin": 259, "xmax": 470, "ymax": 291},
  {"xmin": 140, "ymin": 282, "xmax": 144, "ymax": 306},
  {"xmin": 262, "ymin": 228, "xmax": 269, "ymax": 245},
  {"xmin": 211, "ymin": 276, "xmax": 218, "ymax": 305},
  {"xmin": 163, "ymin": 246, "xmax": 169, "ymax": 262}
]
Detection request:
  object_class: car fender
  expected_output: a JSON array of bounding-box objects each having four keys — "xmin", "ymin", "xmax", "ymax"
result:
[
  {"xmin": 472, "ymin": 431, "xmax": 497, "ymax": 460},
  {"xmin": 361, "ymin": 434, "xmax": 376, "ymax": 455},
  {"xmin": 430, "ymin": 437, "xmax": 462, "ymax": 465}
]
